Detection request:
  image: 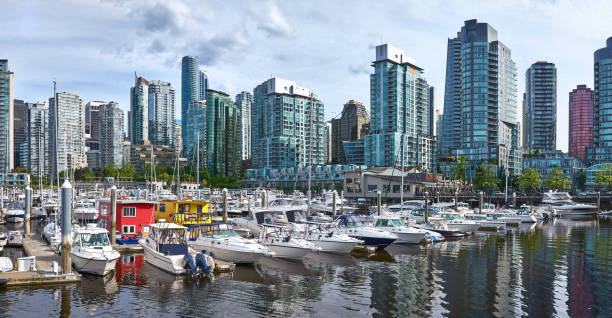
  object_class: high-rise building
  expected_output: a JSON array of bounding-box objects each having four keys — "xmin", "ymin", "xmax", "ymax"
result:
[
  {"xmin": 98, "ymin": 102, "xmax": 124, "ymax": 168},
  {"xmin": 49, "ymin": 91, "xmax": 86, "ymax": 177},
  {"xmin": 525, "ymin": 61, "xmax": 557, "ymax": 151},
  {"xmin": 13, "ymin": 99, "xmax": 27, "ymax": 168},
  {"xmin": 235, "ymin": 91, "xmax": 252, "ymax": 160},
  {"xmin": 569, "ymin": 85, "xmax": 594, "ymax": 161},
  {"xmin": 364, "ymin": 44, "xmax": 435, "ymax": 171},
  {"xmin": 174, "ymin": 122, "xmax": 182, "ymax": 155},
  {"xmin": 148, "ymin": 80, "xmax": 175, "ymax": 148},
  {"xmin": 326, "ymin": 121, "xmax": 332, "ymax": 163},
  {"xmin": 587, "ymin": 37, "xmax": 612, "ymax": 164},
  {"xmin": 26, "ymin": 102, "xmax": 49, "ymax": 178},
  {"xmin": 252, "ymin": 77, "xmax": 326, "ymax": 169},
  {"xmin": 85, "ymin": 101, "xmax": 105, "ymax": 140},
  {"xmin": 181, "ymin": 56, "xmax": 208, "ymax": 156},
  {"xmin": 522, "ymin": 93, "xmax": 527, "ymax": 150},
  {"xmin": 433, "ymin": 109, "xmax": 440, "ymax": 137},
  {"xmin": 429, "ymin": 87, "xmax": 436, "ymax": 137},
  {"xmin": 130, "ymin": 76, "xmax": 149, "ymax": 145},
  {"xmin": 185, "ymin": 101, "xmax": 206, "ymax": 167},
  {"xmin": 436, "ymin": 113, "xmax": 444, "ymax": 139},
  {"xmin": 442, "ymin": 19, "xmax": 522, "ymax": 177},
  {"xmin": 330, "ymin": 100, "xmax": 369, "ymax": 164},
  {"xmin": 440, "ymin": 34, "xmax": 462, "ymax": 159},
  {"xmin": 0, "ymin": 60, "xmax": 14, "ymax": 173},
  {"xmin": 206, "ymin": 89, "xmax": 240, "ymax": 177}
]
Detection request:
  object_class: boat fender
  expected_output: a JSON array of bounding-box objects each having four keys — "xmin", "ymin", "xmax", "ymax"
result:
[
  {"xmin": 183, "ymin": 254, "xmax": 198, "ymax": 275},
  {"xmin": 195, "ymin": 253, "xmax": 212, "ymax": 276}
]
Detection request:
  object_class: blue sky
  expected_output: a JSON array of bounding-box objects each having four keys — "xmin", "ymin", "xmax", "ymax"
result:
[{"xmin": 2, "ymin": 0, "xmax": 611, "ymax": 152}]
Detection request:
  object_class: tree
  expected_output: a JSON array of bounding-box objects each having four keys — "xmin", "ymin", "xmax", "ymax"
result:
[
  {"xmin": 519, "ymin": 168, "xmax": 542, "ymax": 193},
  {"xmin": 475, "ymin": 164, "xmax": 496, "ymax": 192},
  {"xmin": 104, "ymin": 163, "xmax": 119, "ymax": 178},
  {"xmin": 119, "ymin": 162, "xmax": 136, "ymax": 179},
  {"xmin": 544, "ymin": 167, "xmax": 571, "ymax": 191},
  {"xmin": 451, "ymin": 155, "xmax": 467, "ymax": 181},
  {"xmin": 576, "ymin": 170, "xmax": 586, "ymax": 191},
  {"xmin": 594, "ymin": 166, "xmax": 612, "ymax": 190}
]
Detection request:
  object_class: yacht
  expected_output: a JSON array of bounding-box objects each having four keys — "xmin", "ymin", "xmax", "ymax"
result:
[
  {"xmin": 188, "ymin": 223, "xmax": 274, "ymax": 264},
  {"xmin": 139, "ymin": 223, "xmax": 215, "ymax": 276},
  {"xmin": 5, "ymin": 202, "xmax": 25, "ymax": 223},
  {"xmin": 542, "ymin": 191, "xmax": 597, "ymax": 217},
  {"xmin": 372, "ymin": 216, "xmax": 429, "ymax": 244},
  {"xmin": 0, "ymin": 232, "xmax": 7, "ymax": 247},
  {"xmin": 437, "ymin": 212, "xmax": 481, "ymax": 232},
  {"xmin": 0, "ymin": 257, "xmax": 12, "ymax": 272},
  {"xmin": 464, "ymin": 213, "xmax": 505, "ymax": 231},
  {"xmin": 8, "ymin": 231, "xmax": 22, "ymax": 245},
  {"xmin": 232, "ymin": 209, "xmax": 291, "ymax": 235},
  {"xmin": 302, "ymin": 221, "xmax": 363, "ymax": 253},
  {"xmin": 333, "ymin": 214, "xmax": 398, "ymax": 249},
  {"xmin": 388, "ymin": 200, "xmax": 424, "ymax": 213},
  {"xmin": 259, "ymin": 224, "xmax": 321, "ymax": 260},
  {"xmin": 71, "ymin": 224, "xmax": 120, "ymax": 276},
  {"xmin": 74, "ymin": 201, "xmax": 99, "ymax": 223},
  {"xmin": 43, "ymin": 222, "xmax": 62, "ymax": 246}
]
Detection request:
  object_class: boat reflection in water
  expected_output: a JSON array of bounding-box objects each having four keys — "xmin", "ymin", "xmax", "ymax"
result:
[{"xmin": 115, "ymin": 253, "xmax": 147, "ymax": 286}]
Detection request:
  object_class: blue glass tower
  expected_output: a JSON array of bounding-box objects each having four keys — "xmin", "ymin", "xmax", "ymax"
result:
[
  {"xmin": 181, "ymin": 56, "xmax": 205, "ymax": 157},
  {"xmin": 525, "ymin": 61, "xmax": 557, "ymax": 151},
  {"xmin": 0, "ymin": 59, "xmax": 13, "ymax": 173},
  {"xmin": 586, "ymin": 37, "xmax": 612, "ymax": 164}
]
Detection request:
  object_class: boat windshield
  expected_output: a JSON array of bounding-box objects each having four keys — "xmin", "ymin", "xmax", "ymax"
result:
[
  {"xmin": 337, "ymin": 215, "xmax": 363, "ymax": 228},
  {"xmin": 78, "ymin": 233, "xmax": 110, "ymax": 246}
]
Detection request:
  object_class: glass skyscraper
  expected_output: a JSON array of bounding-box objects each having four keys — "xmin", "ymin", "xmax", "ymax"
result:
[
  {"xmin": 569, "ymin": 85, "xmax": 593, "ymax": 161},
  {"xmin": 130, "ymin": 76, "xmax": 149, "ymax": 145},
  {"xmin": 148, "ymin": 80, "xmax": 175, "ymax": 149},
  {"xmin": 442, "ymin": 19, "xmax": 522, "ymax": 177},
  {"xmin": 587, "ymin": 37, "xmax": 612, "ymax": 164},
  {"xmin": 364, "ymin": 44, "xmax": 434, "ymax": 171},
  {"xmin": 525, "ymin": 61, "xmax": 557, "ymax": 151},
  {"xmin": 181, "ymin": 56, "xmax": 208, "ymax": 157},
  {"xmin": 235, "ymin": 91, "xmax": 252, "ymax": 160},
  {"xmin": 27, "ymin": 102, "xmax": 49, "ymax": 178},
  {"xmin": 252, "ymin": 77, "xmax": 326, "ymax": 169},
  {"xmin": 49, "ymin": 91, "xmax": 86, "ymax": 177},
  {"xmin": 206, "ymin": 89, "xmax": 240, "ymax": 177},
  {"xmin": 185, "ymin": 100, "xmax": 206, "ymax": 167},
  {"xmin": 330, "ymin": 100, "xmax": 369, "ymax": 164},
  {"xmin": 0, "ymin": 59, "xmax": 13, "ymax": 173},
  {"xmin": 98, "ymin": 101, "xmax": 124, "ymax": 168}
]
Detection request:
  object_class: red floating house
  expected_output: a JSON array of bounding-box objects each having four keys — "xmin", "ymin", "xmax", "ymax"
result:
[{"xmin": 97, "ymin": 199, "xmax": 156, "ymax": 244}]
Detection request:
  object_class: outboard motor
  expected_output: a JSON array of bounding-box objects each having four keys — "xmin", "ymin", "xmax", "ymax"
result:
[
  {"xmin": 195, "ymin": 253, "xmax": 213, "ymax": 276},
  {"xmin": 183, "ymin": 254, "xmax": 199, "ymax": 275}
]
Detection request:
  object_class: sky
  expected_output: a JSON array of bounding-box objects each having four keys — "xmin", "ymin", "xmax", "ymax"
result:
[{"xmin": 1, "ymin": 0, "xmax": 611, "ymax": 152}]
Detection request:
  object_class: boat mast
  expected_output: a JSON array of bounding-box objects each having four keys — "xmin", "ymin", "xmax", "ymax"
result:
[
  {"xmin": 196, "ymin": 132, "xmax": 200, "ymax": 186},
  {"xmin": 53, "ymin": 80, "xmax": 60, "ymax": 202}
]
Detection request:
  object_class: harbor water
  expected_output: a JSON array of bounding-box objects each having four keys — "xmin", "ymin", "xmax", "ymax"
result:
[{"xmin": 1, "ymin": 218, "xmax": 611, "ymax": 317}]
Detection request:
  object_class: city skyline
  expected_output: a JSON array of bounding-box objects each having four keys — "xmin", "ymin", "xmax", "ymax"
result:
[{"xmin": 2, "ymin": 1, "xmax": 611, "ymax": 153}]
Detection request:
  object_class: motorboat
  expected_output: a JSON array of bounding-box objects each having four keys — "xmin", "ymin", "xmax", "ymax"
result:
[
  {"xmin": 417, "ymin": 221, "xmax": 467, "ymax": 239},
  {"xmin": 8, "ymin": 231, "xmax": 22, "ymax": 245},
  {"xmin": 139, "ymin": 223, "xmax": 214, "ymax": 276},
  {"xmin": 302, "ymin": 221, "xmax": 363, "ymax": 253},
  {"xmin": 388, "ymin": 200, "xmax": 424, "ymax": 213},
  {"xmin": 541, "ymin": 191, "xmax": 597, "ymax": 217},
  {"xmin": 464, "ymin": 213, "xmax": 505, "ymax": 231},
  {"xmin": 371, "ymin": 216, "xmax": 429, "ymax": 244},
  {"xmin": 333, "ymin": 214, "xmax": 398, "ymax": 249},
  {"xmin": 259, "ymin": 224, "xmax": 321, "ymax": 260},
  {"xmin": 0, "ymin": 257, "xmax": 12, "ymax": 272},
  {"xmin": 0, "ymin": 232, "xmax": 7, "ymax": 247},
  {"xmin": 232, "ymin": 209, "xmax": 291, "ymax": 235},
  {"xmin": 486, "ymin": 212, "xmax": 522, "ymax": 226},
  {"xmin": 187, "ymin": 223, "xmax": 274, "ymax": 264},
  {"xmin": 437, "ymin": 212, "xmax": 481, "ymax": 232},
  {"xmin": 71, "ymin": 224, "xmax": 120, "ymax": 276},
  {"xmin": 5, "ymin": 202, "xmax": 25, "ymax": 223},
  {"xmin": 43, "ymin": 222, "xmax": 62, "ymax": 246},
  {"xmin": 74, "ymin": 201, "xmax": 99, "ymax": 223}
]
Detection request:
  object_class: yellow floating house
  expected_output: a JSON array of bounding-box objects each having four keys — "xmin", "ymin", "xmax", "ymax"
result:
[{"xmin": 155, "ymin": 200, "xmax": 213, "ymax": 226}]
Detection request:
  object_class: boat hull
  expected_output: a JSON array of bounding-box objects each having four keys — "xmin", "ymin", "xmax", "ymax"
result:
[
  {"xmin": 266, "ymin": 245, "xmax": 311, "ymax": 260},
  {"xmin": 445, "ymin": 223, "xmax": 480, "ymax": 233},
  {"xmin": 308, "ymin": 239, "xmax": 358, "ymax": 254},
  {"xmin": 140, "ymin": 242, "xmax": 186, "ymax": 275},
  {"xmin": 190, "ymin": 242, "xmax": 265, "ymax": 264},
  {"xmin": 72, "ymin": 253, "xmax": 119, "ymax": 276},
  {"xmin": 353, "ymin": 236, "xmax": 396, "ymax": 249},
  {"xmin": 393, "ymin": 232, "xmax": 427, "ymax": 244},
  {"xmin": 5, "ymin": 214, "xmax": 24, "ymax": 223}
]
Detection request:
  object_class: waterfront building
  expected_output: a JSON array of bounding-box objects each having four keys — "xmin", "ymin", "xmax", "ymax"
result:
[
  {"xmin": 525, "ymin": 62, "xmax": 557, "ymax": 151},
  {"xmin": 585, "ymin": 163, "xmax": 612, "ymax": 190},
  {"xmin": 0, "ymin": 173, "xmax": 30, "ymax": 186},
  {"xmin": 0, "ymin": 59, "xmax": 14, "ymax": 173},
  {"xmin": 436, "ymin": 113, "xmax": 443, "ymax": 139},
  {"xmin": 325, "ymin": 122, "xmax": 332, "ymax": 163},
  {"xmin": 441, "ymin": 19, "xmax": 522, "ymax": 177},
  {"xmin": 235, "ymin": 91, "xmax": 252, "ymax": 160},
  {"xmin": 343, "ymin": 167, "xmax": 443, "ymax": 201},
  {"xmin": 99, "ymin": 101, "xmax": 124, "ymax": 168},
  {"xmin": 122, "ymin": 140, "xmax": 131, "ymax": 167},
  {"xmin": 440, "ymin": 35, "xmax": 462, "ymax": 159},
  {"xmin": 429, "ymin": 87, "xmax": 436, "ymax": 137},
  {"xmin": 586, "ymin": 37, "xmax": 612, "ymax": 164},
  {"xmin": 252, "ymin": 77, "xmax": 326, "ymax": 170},
  {"xmin": 49, "ymin": 91, "xmax": 86, "ymax": 177},
  {"xmin": 130, "ymin": 76, "xmax": 149, "ymax": 145},
  {"xmin": 128, "ymin": 141, "xmax": 186, "ymax": 173},
  {"xmin": 185, "ymin": 100, "xmax": 206, "ymax": 167},
  {"xmin": 569, "ymin": 85, "xmax": 594, "ymax": 161},
  {"xmin": 330, "ymin": 100, "xmax": 369, "ymax": 164},
  {"xmin": 26, "ymin": 102, "xmax": 49, "ymax": 177},
  {"xmin": 148, "ymin": 80, "xmax": 175, "ymax": 149},
  {"xmin": 522, "ymin": 150, "xmax": 583, "ymax": 190},
  {"xmin": 86, "ymin": 150, "xmax": 100, "ymax": 170},
  {"xmin": 181, "ymin": 56, "xmax": 208, "ymax": 156},
  {"xmin": 364, "ymin": 44, "xmax": 435, "ymax": 171},
  {"xmin": 97, "ymin": 199, "xmax": 155, "ymax": 242},
  {"xmin": 244, "ymin": 164, "xmax": 365, "ymax": 189},
  {"xmin": 343, "ymin": 140, "xmax": 365, "ymax": 165},
  {"xmin": 522, "ymin": 93, "xmax": 527, "ymax": 150},
  {"xmin": 206, "ymin": 89, "xmax": 240, "ymax": 177},
  {"xmin": 13, "ymin": 99, "xmax": 26, "ymax": 168}
]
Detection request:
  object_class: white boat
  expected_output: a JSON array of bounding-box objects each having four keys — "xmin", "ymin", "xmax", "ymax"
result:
[
  {"xmin": 5, "ymin": 202, "xmax": 25, "ymax": 223},
  {"xmin": 259, "ymin": 225, "xmax": 321, "ymax": 260},
  {"xmin": 542, "ymin": 191, "xmax": 597, "ymax": 217},
  {"xmin": 0, "ymin": 257, "xmax": 12, "ymax": 272},
  {"xmin": 464, "ymin": 213, "xmax": 505, "ymax": 230},
  {"xmin": 74, "ymin": 201, "xmax": 99, "ymax": 222},
  {"xmin": 372, "ymin": 216, "xmax": 429, "ymax": 244},
  {"xmin": 333, "ymin": 214, "xmax": 398, "ymax": 249},
  {"xmin": 388, "ymin": 200, "xmax": 424, "ymax": 212},
  {"xmin": 0, "ymin": 232, "xmax": 7, "ymax": 247},
  {"xmin": 302, "ymin": 221, "xmax": 363, "ymax": 253},
  {"xmin": 139, "ymin": 223, "xmax": 214, "ymax": 275},
  {"xmin": 486, "ymin": 212, "xmax": 522, "ymax": 226},
  {"xmin": 71, "ymin": 224, "xmax": 120, "ymax": 276},
  {"xmin": 437, "ymin": 212, "xmax": 481, "ymax": 232},
  {"xmin": 188, "ymin": 223, "xmax": 274, "ymax": 264},
  {"xmin": 8, "ymin": 231, "xmax": 22, "ymax": 245},
  {"xmin": 43, "ymin": 222, "xmax": 62, "ymax": 246},
  {"xmin": 232, "ymin": 209, "xmax": 291, "ymax": 235}
]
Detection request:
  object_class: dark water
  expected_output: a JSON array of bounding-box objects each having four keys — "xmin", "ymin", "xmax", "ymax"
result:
[{"xmin": 1, "ymin": 219, "xmax": 612, "ymax": 317}]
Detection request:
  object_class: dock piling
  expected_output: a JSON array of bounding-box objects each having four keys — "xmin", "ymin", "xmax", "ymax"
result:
[
  {"xmin": 425, "ymin": 191, "xmax": 430, "ymax": 223},
  {"xmin": 332, "ymin": 190, "xmax": 337, "ymax": 218},
  {"xmin": 222, "ymin": 188, "xmax": 228, "ymax": 223},
  {"xmin": 377, "ymin": 191, "xmax": 381, "ymax": 216},
  {"xmin": 110, "ymin": 185, "xmax": 117, "ymax": 245},
  {"xmin": 479, "ymin": 191, "xmax": 484, "ymax": 214},
  {"xmin": 25, "ymin": 186, "xmax": 32, "ymax": 235},
  {"xmin": 454, "ymin": 190, "xmax": 458, "ymax": 211},
  {"xmin": 512, "ymin": 192, "xmax": 516, "ymax": 208},
  {"xmin": 61, "ymin": 180, "xmax": 73, "ymax": 274}
]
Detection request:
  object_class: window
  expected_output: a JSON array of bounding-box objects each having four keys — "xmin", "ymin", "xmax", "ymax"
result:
[
  {"xmin": 101, "ymin": 205, "xmax": 108, "ymax": 216},
  {"xmin": 122, "ymin": 225, "xmax": 136, "ymax": 234},
  {"xmin": 159, "ymin": 204, "xmax": 166, "ymax": 212},
  {"xmin": 123, "ymin": 207, "xmax": 136, "ymax": 217},
  {"xmin": 197, "ymin": 205, "xmax": 203, "ymax": 213}
]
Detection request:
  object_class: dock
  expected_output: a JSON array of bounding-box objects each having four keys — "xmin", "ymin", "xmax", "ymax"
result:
[
  {"xmin": 114, "ymin": 244, "xmax": 143, "ymax": 253},
  {"xmin": 0, "ymin": 233, "xmax": 81, "ymax": 287}
]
